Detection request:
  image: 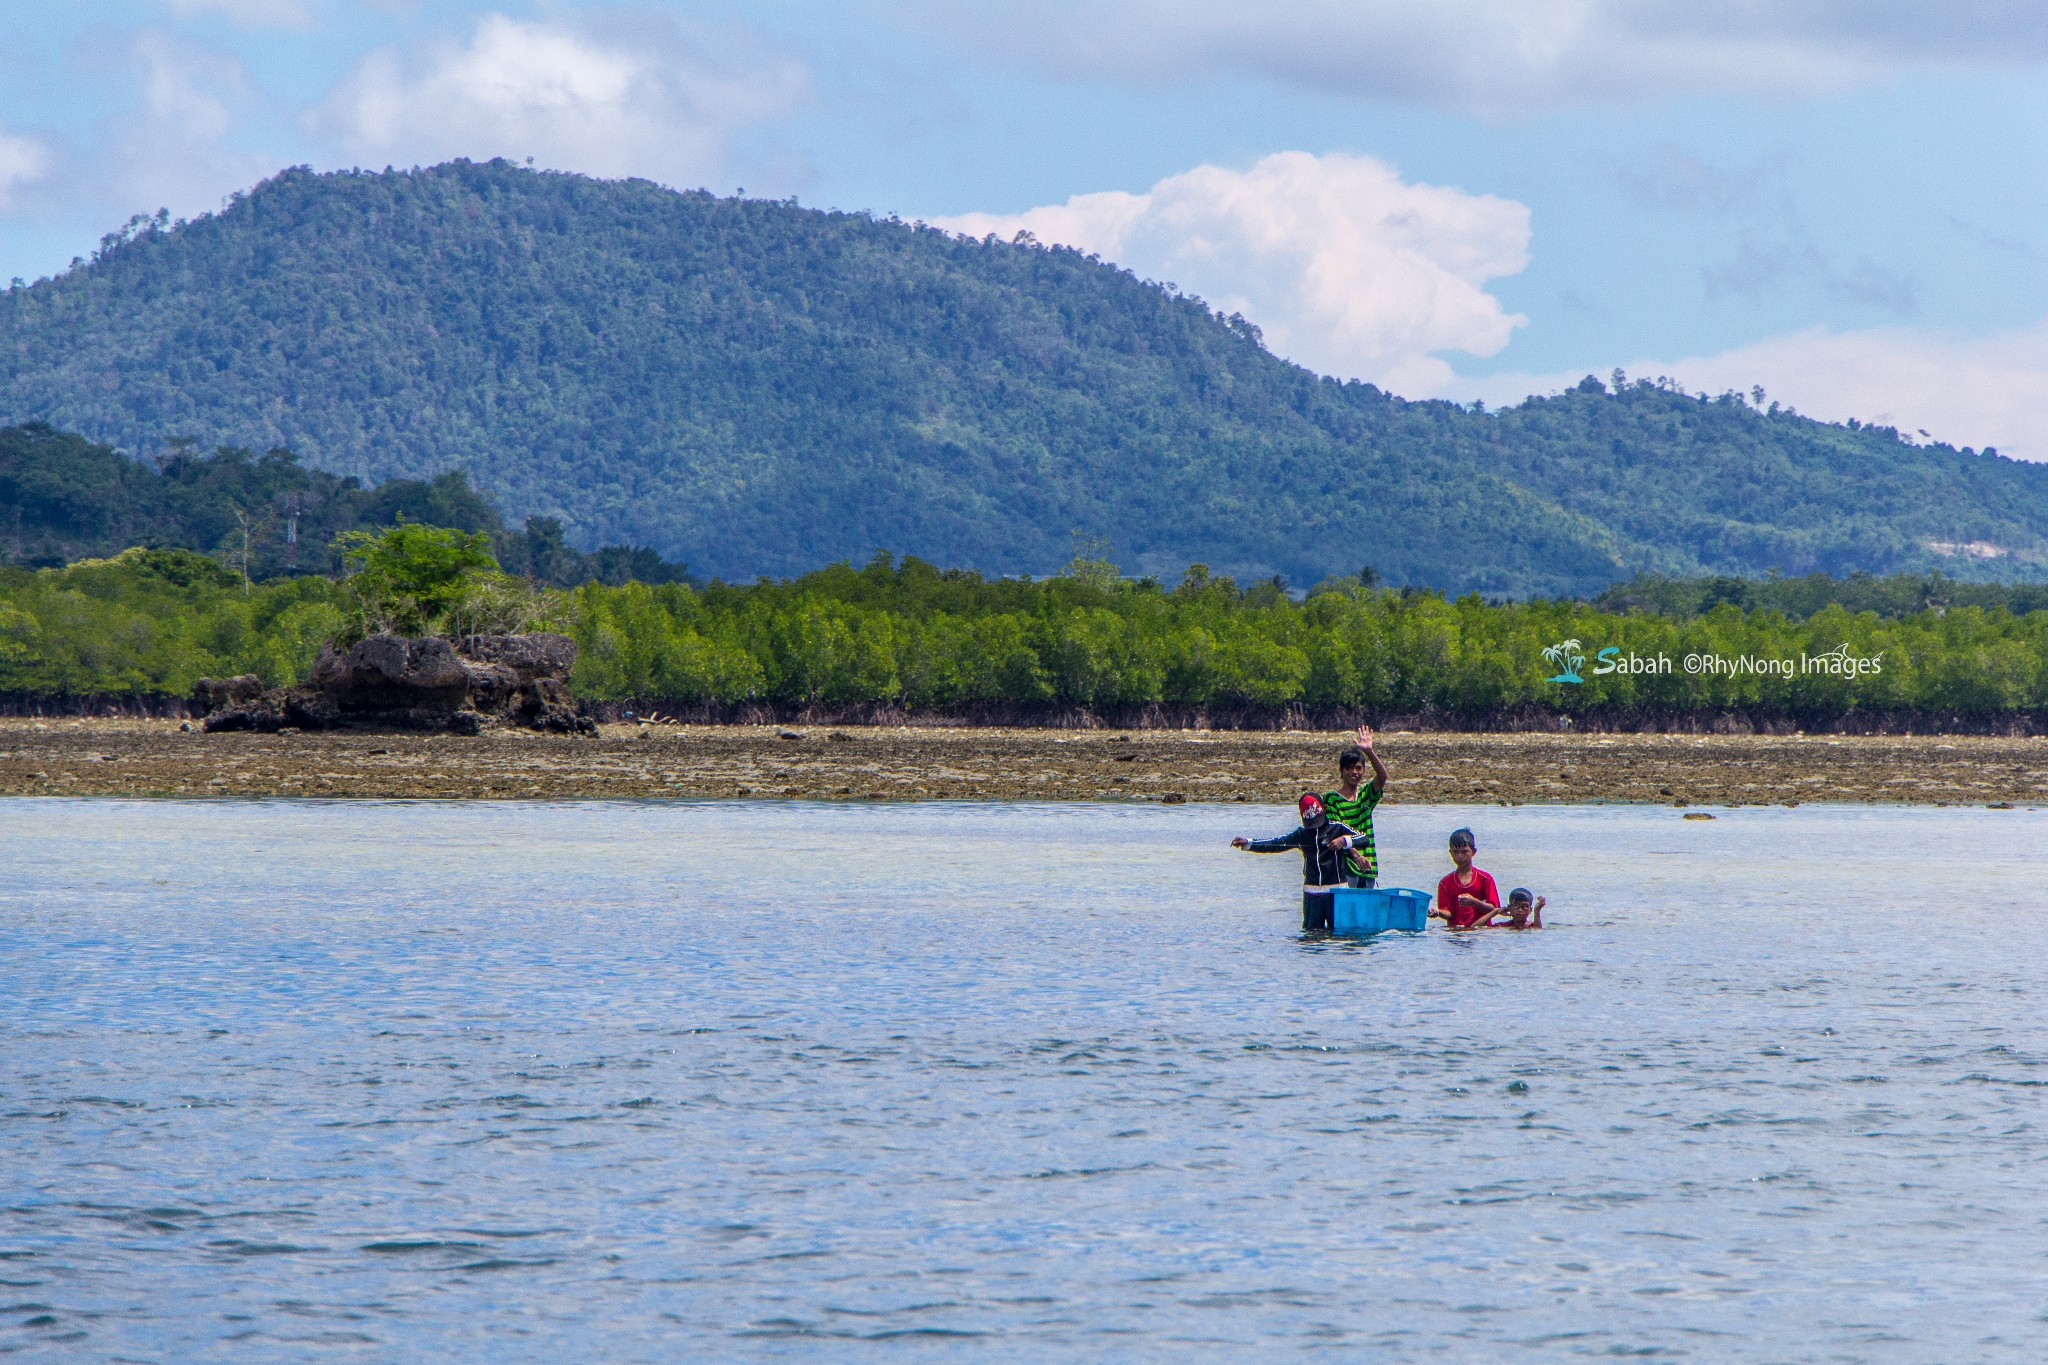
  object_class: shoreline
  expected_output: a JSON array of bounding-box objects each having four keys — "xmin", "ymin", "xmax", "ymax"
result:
[
  {"xmin": 8, "ymin": 694, "xmax": 2048, "ymax": 739},
  {"xmin": 0, "ymin": 720, "xmax": 2041, "ymax": 805}
]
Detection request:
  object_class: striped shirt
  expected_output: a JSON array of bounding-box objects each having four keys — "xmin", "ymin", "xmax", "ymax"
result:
[{"xmin": 1320, "ymin": 781, "xmax": 1383, "ymax": 878}]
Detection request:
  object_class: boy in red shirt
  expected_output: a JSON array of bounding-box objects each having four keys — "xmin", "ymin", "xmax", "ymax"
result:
[{"xmin": 1432, "ymin": 827, "xmax": 1500, "ymax": 930}]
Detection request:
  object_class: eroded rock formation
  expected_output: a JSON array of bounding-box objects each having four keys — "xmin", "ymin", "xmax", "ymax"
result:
[{"xmin": 196, "ymin": 633, "xmax": 594, "ymax": 735}]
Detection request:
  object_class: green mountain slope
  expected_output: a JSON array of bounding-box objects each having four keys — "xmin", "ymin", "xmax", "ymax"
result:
[{"xmin": 3, "ymin": 159, "xmax": 2045, "ymax": 595}]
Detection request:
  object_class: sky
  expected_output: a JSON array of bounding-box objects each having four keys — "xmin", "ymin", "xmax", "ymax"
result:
[{"xmin": 5, "ymin": 1, "xmax": 2048, "ymax": 456}]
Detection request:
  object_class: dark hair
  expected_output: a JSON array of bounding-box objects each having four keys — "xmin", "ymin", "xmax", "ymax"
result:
[
  {"xmin": 1507, "ymin": 887, "xmax": 1532, "ymax": 904},
  {"xmin": 1338, "ymin": 745, "xmax": 1365, "ymax": 769},
  {"xmin": 1448, "ymin": 827, "xmax": 1476, "ymax": 850}
]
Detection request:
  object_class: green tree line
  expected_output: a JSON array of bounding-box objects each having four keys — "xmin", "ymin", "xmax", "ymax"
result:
[
  {"xmin": 1594, "ymin": 569, "xmax": 2048, "ymax": 620},
  {"xmin": 4, "ymin": 546, "xmax": 2044, "ymax": 720}
]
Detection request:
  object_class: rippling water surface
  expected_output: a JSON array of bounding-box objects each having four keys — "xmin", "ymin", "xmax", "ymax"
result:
[{"xmin": 4, "ymin": 797, "xmax": 2047, "ymax": 1360}]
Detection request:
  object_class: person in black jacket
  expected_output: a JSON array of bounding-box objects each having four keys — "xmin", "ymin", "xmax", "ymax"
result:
[{"xmin": 1232, "ymin": 793, "xmax": 1368, "ymax": 934}]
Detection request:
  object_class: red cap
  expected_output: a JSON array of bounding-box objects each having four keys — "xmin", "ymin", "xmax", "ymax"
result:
[{"xmin": 1298, "ymin": 793, "xmax": 1324, "ymax": 817}]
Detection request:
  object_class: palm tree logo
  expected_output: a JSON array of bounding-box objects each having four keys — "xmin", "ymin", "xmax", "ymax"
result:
[{"xmin": 1542, "ymin": 638, "xmax": 1586, "ymax": 684}]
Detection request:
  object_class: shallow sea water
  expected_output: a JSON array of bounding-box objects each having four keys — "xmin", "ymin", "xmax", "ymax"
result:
[{"xmin": 3, "ymin": 797, "xmax": 2047, "ymax": 1361}]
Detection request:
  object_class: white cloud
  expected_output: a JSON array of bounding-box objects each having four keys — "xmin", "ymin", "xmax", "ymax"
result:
[
  {"xmin": 916, "ymin": 0, "xmax": 2048, "ymax": 113},
  {"xmin": 105, "ymin": 31, "xmax": 276, "ymax": 219},
  {"xmin": 935, "ymin": 151, "xmax": 1529, "ymax": 392},
  {"xmin": 325, "ymin": 12, "xmax": 807, "ymax": 188},
  {"xmin": 0, "ymin": 32, "xmax": 280, "ymax": 269},
  {"xmin": 1451, "ymin": 322, "xmax": 2048, "ymax": 461},
  {"xmin": 0, "ymin": 131, "xmax": 52, "ymax": 209},
  {"xmin": 136, "ymin": 33, "xmax": 239, "ymax": 143}
]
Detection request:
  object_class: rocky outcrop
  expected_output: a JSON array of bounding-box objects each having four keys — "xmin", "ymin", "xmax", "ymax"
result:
[
  {"xmin": 192, "ymin": 675, "xmax": 266, "ymax": 715},
  {"xmin": 196, "ymin": 632, "xmax": 595, "ymax": 735}
]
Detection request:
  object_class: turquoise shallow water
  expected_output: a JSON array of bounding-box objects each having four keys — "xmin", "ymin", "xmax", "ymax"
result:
[{"xmin": 3, "ymin": 798, "xmax": 2047, "ymax": 1360}]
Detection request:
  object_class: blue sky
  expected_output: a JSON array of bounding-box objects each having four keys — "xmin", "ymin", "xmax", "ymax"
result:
[{"xmin": 6, "ymin": 1, "xmax": 2048, "ymax": 454}]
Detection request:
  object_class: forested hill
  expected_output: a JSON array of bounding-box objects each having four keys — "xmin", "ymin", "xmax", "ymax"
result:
[
  {"xmin": 4, "ymin": 159, "xmax": 2046, "ymax": 596},
  {"xmin": 0, "ymin": 421, "xmax": 692, "ymax": 586}
]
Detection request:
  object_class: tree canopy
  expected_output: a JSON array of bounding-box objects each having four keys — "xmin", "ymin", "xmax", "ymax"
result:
[
  {"xmin": 0, "ymin": 421, "xmax": 691, "ymax": 588},
  {"xmin": 4, "ymin": 542, "xmax": 2044, "ymax": 727}
]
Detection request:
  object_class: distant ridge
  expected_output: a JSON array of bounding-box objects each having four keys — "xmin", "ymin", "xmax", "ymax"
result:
[{"xmin": 3, "ymin": 159, "xmax": 2046, "ymax": 595}]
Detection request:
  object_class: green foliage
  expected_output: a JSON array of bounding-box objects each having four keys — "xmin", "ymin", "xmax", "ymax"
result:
[
  {"xmin": 587, "ymin": 556, "xmax": 2048, "ymax": 718},
  {"xmin": 7, "ymin": 163, "xmax": 2048, "ymax": 595},
  {"xmin": 0, "ymin": 421, "xmax": 693, "ymax": 588},
  {"xmin": 333, "ymin": 522, "xmax": 501, "ymax": 639},
  {"xmin": 1595, "ymin": 569, "xmax": 2048, "ymax": 619},
  {"xmin": 566, "ymin": 581, "xmax": 762, "ymax": 703},
  {"xmin": 3, "ymin": 544, "xmax": 2045, "ymax": 717},
  {"xmin": 492, "ymin": 515, "xmax": 695, "ymax": 590},
  {"xmin": 0, "ymin": 420, "xmax": 503, "ymax": 575},
  {"xmin": 0, "ymin": 557, "xmax": 348, "ymax": 696}
]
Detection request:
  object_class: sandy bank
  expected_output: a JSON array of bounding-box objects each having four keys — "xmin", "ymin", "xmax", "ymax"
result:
[{"xmin": 0, "ymin": 720, "xmax": 2041, "ymax": 805}]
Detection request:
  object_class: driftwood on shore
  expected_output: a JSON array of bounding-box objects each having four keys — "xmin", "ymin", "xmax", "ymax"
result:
[{"xmin": 194, "ymin": 632, "xmax": 596, "ymax": 735}]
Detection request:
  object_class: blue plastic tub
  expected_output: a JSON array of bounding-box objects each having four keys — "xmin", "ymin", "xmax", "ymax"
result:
[{"xmin": 1331, "ymin": 886, "xmax": 1431, "ymax": 935}]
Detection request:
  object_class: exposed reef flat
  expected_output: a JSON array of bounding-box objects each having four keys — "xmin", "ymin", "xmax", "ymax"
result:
[{"xmin": 0, "ymin": 721, "xmax": 2040, "ymax": 805}]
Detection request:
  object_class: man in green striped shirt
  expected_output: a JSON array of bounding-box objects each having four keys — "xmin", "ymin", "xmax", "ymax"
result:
[{"xmin": 1322, "ymin": 725, "xmax": 1390, "ymax": 888}]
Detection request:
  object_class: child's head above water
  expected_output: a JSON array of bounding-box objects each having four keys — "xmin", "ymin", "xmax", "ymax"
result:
[{"xmin": 1447, "ymin": 827, "xmax": 1476, "ymax": 867}]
